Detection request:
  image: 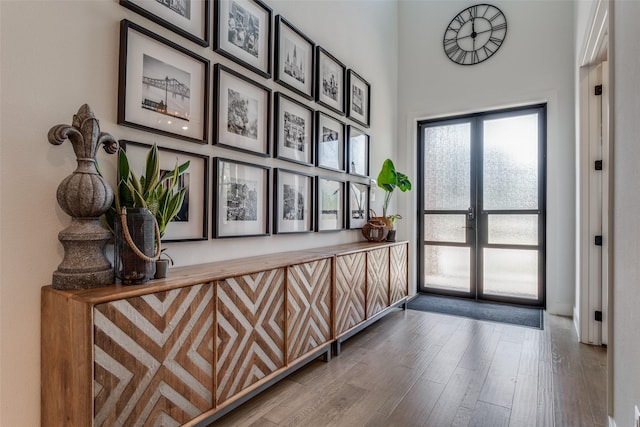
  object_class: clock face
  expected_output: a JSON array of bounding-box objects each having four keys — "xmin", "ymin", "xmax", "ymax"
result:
[{"xmin": 443, "ymin": 4, "xmax": 507, "ymax": 65}]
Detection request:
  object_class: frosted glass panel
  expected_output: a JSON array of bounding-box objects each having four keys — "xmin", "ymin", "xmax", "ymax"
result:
[
  {"xmin": 425, "ymin": 214, "xmax": 466, "ymax": 243},
  {"xmin": 425, "ymin": 246, "xmax": 470, "ymax": 292},
  {"xmin": 483, "ymin": 114, "xmax": 539, "ymax": 210},
  {"xmin": 424, "ymin": 124, "xmax": 470, "ymax": 210},
  {"xmin": 483, "ymin": 248, "xmax": 538, "ymax": 299},
  {"xmin": 488, "ymin": 215, "xmax": 538, "ymax": 245}
]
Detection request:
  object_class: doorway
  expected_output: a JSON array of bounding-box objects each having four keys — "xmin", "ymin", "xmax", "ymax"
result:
[{"xmin": 418, "ymin": 104, "xmax": 546, "ymax": 307}]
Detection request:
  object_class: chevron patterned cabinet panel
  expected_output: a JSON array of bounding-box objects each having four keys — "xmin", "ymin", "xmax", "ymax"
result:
[
  {"xmin": 334, "ymin": 252, "xmax": 366, "ymax": 336},
  {"xmin": 216, "ymin": 269, "xmax": 286, "ymax": 405},
  {"xmin": 367, "ymin": 248, "xmax": 390, "ymax": 318},
  {"xmin": 390, "ymin": 243, "xmax": 408, "ymax": 305},
  {"xmin": 93, "ymin": 283, "xmax": 214, "ymax": 427},
  {"xmin": 287, "ymin": 259, "xmax": 332, "ymax": 362}
]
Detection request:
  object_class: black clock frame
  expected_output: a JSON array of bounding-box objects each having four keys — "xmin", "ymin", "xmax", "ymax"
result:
[{"xmin": 443, "ymin": 3, "xmax": 507, "ymax": 66}]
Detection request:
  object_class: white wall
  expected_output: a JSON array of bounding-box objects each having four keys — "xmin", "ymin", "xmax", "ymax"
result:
[
  {"xmin": 0, "ymin": 1, "xmax": 398, "ymax": 425},
  {"xmin": 611, "ymin": 1, "xmax": 640, "ymax": 425},
  {"xmin": 397, "ymin": 0, "xmax": 576, "ymax": 314}
]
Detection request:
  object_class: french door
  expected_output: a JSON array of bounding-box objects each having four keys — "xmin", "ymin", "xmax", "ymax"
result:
[{"xmin": 418, "ymin": 104, "xmax": 546, "ymax": 306}]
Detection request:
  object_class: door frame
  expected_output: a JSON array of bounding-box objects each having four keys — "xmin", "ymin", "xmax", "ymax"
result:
[
  {"xmin": 576, "ymin": 0, "xmax": 612, "ymax": 417},
  {"xmin": 577, "ymin": 0, "xmax": 610, "ymax": 348},
  {"xmin": 417, "ymin": 104, "xmax": 547, "ymax": 307}
]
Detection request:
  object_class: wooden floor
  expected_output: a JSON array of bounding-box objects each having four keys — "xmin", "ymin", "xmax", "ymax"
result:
[{"xmin": 211, "ymin": 309, "xmax": 607, "ymax": 427}]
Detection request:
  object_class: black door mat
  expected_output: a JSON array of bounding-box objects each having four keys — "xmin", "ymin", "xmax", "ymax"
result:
[{"xmin": 407, "ymin": 294, "xmax": 543, "ymax": 329}]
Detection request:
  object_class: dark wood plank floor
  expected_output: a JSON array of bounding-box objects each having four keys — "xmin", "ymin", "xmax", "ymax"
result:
[{"xmin": 211, "ymin": 309, "xmax": 607, "ymax": 427}]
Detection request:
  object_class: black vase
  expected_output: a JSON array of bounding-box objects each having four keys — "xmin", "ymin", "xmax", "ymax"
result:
[
  {"xmin": 386, "ymin": 229, "xmax": 397, "ymax": 242},
  {"xmin": 114, "ymin": 208, "xmax": 156, "ymax": 285}
]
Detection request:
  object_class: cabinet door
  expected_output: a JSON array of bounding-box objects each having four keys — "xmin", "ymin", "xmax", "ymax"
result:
[
  {"xmin": 367, "ymin": 248, "xmax": 390, "ymax": 318},
  {"xmin": 390, "ymin": 243, "xmax": 409, "ymax": 305},
  {"xmin": 334, "ymin": 252, "xmax": 366, "ymax": 336},
  {"xmin": 216, "ymin": 268, "xmax": 286, "ymax": 405},
  {"xmin": 93, "ymin": 284, "xmax": 214, "ymax": 427},
  {"xmin": 287, "ymin": 259, "xmax": 332, "ymax": 362}
]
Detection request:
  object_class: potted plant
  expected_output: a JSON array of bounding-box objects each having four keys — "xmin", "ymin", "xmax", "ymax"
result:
[
  {"xmin": 376, "ymin": 159, "xmax": 412, "ymax": 241},
  {"xmin": 104, "ymin": 144, "xmax": 189, "ymax": 283}
]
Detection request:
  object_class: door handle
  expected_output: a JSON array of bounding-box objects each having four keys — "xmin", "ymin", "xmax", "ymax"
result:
[
  {"xmin": 467, "ymin": 207, "xmax": 475, "ymax": 220},
  {"xmin": 461, "ymin": 226, "xmax": 474, "ymax": 230}
]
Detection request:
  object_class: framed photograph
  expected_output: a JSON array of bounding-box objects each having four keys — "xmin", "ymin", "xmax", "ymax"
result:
[
  {"xmin": 121, "ymin": 140, "xmax": 209, "ymax": 241},
  {"xmin": 120, "ymin": 0, "xmax": 210, "ymax": 46},
  {"xmin": 214, "ymin": 158, "xmax": 270, "ymax": 237},
  {"xmin": 274, "ymin": 92, "xmax": 314, "ymax": 166},
  {"xmin": 347, "ymin": 126, "xmax": 370, "ymax": 177},
  {"xmin": 118, "ymin": 20, "xmax": 210, "ymax": 144},
  {"xmin": 347, "ymin": 69, "xmax": 371, "ymax": 128},
  {"xmin": 348, "ymin": 181, "xmax": 369, "ymax": 229},
  {"xmin": 214, "ymin": 0, "xmax": 272, "ymax": 78},
  {"xmin": 274, "ymin": 169, "xmax": 314, "ymax": 234},
  {"xmin": 315, "ymin": 46, "xmax": 345, "ymax": 115},
  {"xmin": 315, "ymin": 111, "xmax": 345, "ymax": 172},
  {"xmin": 316, "ymin": 176, "xmax": 345, "ymax": 232},
  {"xmin": 274, "ymin": 15, "xmax": 315, "ymax": 100},
  {"xmin": 214, "ymin": 63, "xmax": 271, "ymax": 156}
]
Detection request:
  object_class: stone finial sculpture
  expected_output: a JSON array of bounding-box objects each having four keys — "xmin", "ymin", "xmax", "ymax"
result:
[{"xmin": 48, "ymin": 104, "xmax": 119, "ymax": 289}]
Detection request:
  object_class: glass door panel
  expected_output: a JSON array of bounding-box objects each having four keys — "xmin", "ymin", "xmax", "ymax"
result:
[
  {"xmin": 424, "ymin": 123, "xmax": 471, "ymax": 210},
  {"xmin": 483, "ymin": 114, "xmax": 539, "ymax": 210},
  {"xmin": 424, "ymin": 214, "xmax": 467, "ymax": 242},
  {"xmin": 483, "ymin": 248, "xmax": 538, "ymax": 299},
  {"xmin": 478, "ymin": 110, "xmax": 544, "ymax": 303},
  {"xmin": 422, "ymin": 121, "xmax": 475, "ymax": 297},
  {"xmin": 425, "ymin": 246, "xmax": 471, "ymax": 293},
  {"xmin": 487, "ymin": 214, "xmax": 538, "ymax": 245}
]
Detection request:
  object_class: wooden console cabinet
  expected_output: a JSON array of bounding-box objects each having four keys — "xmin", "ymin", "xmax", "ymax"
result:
[{"xmin": 41, "ymin": 241, "xmax": 408, "ymax": 426}]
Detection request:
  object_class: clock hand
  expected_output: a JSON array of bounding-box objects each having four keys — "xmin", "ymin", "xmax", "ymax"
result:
[{"xmin": 456, "ymin": 27, "xmax": 493, "ymax": 41}]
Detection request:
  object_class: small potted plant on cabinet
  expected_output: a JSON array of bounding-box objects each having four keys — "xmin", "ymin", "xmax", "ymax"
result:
[
  {"xmin": 376, "ymin": 159, "xmax": 412, "ymax": 242},
  {"xmin": 104, "ymin": 144, "xmax": 189, "ymax": 283}
]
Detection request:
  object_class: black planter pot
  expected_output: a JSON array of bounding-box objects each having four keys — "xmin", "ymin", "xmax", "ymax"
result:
[
  {"xmin": 114, "ymin": 208, "xmax": 156, "ymax": 285},
  {"xmin": 154, "ymin": 259, "xmax": 169, "ymax": 279},
  {"xmin": 386, "ymin": 229, "xmax": 397, "ymax": 242}
]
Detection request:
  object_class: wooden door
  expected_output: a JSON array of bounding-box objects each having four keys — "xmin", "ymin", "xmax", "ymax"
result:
[
  {"xmin": 216, "ymin": 269, "xmax": 286, "ymax": 405},
  {"xmin": 93, "ymin": 283, "xmax": 214, "ymax": 426},
  {"xmin": 334, "ymin": 252, "xmax": 366, "ymax": 336},
  {"xmin": 390, "ymin": 243, "xmax": 408, "ymax": 305},
  {"xmin": 287, "ymin": 259, "xmax": 332, "ymax": 362},
  {"xmin": 367, "ymin": 248, "xmax": 390, "ymax": 318}
]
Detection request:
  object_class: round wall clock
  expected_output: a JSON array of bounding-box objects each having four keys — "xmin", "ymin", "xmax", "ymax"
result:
[{"xmin": 443, "ymin": 4, "xmax": 507, "ymax": 65}]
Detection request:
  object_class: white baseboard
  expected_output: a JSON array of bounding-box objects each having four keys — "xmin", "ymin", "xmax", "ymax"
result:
[{"xmin": 608, "ymin": 415, "xmax": 616, "ymax": 427}]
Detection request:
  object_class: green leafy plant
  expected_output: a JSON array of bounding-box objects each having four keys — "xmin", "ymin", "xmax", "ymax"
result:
[
  {"xmin": 104, "ymin": 143, "xmax": 189, "ymax": 240},
  {"xmin": 377, "ymin": 159, "xmax": 412, "ymax": 220}
]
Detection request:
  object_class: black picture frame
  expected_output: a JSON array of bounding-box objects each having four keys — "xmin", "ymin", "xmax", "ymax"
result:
[
  {"xmin": 274, "ymin": 92, "xmax": 314, "ymax": 166},
  {"xmin": 347, "ymin": 125, "xmax": 370, "ymax": 177},
  {"xmin": 274, "ymin": 168, "xmax": 314, "ymax": 234},
  {"xmin": 121, "ymin": 140, "xmax": 210, "ymax": 242},
  {"xmin": 347, "ymin": 181, "xmax": 370, "ymax": 229},
  {"xmin": 347, "ymin": 69, "xmax": 371, "ymax": 128},
  {"xmin": 315, "ymin": 111, "xmax": 345, "ymax": 172},
  {"xmin": 274, "ymin": 15, "xmax": 315, "ymax": 100},
  {"xmin": 214, "ymin": 0, "xmax": 272, "ymax": 78},
  {"xmin": 120, "ymin": 0, "xmax": 210, "ymax": 47},
  {"xmin": 213, "ymin": 63, "xmax": 272, "ymax": 157},
  {"xmin": 315, "ymin": 46, "xmax": 346, "ymax": 115},
  {"xmin": 316, "ymin": 176, "xmax": 345, "ymax": 232},
  {"xmin": 118, "ymin": 20, "xmax": 210, "ymax": 144},
  {"xmin": 213, "ymin": 157, "xmax": 270, "ymax": 238}
]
